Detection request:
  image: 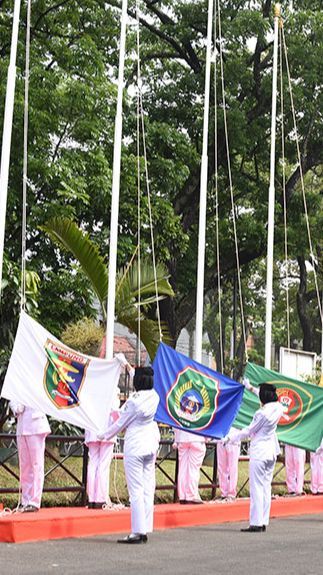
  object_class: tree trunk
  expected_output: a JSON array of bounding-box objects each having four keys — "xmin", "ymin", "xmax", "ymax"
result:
[{"xmin": 296, "ymin": 255, "xmax": 314, "ymax": 351}]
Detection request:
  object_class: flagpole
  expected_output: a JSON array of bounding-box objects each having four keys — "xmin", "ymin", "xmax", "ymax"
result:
[
  {"xmin": 264, "ymin": 4, "xmax": 280, "ymax": 369},
  {"xmin": 0, "ymin": 0, "xmax": 22, "ymax": 295},
  {"xmin": 195, "ymin": 0, "xmax": 214, "ymax": 364},
  {"xmin": 105, "ymin": 0, "xmax": 128, "ymax": 360}
]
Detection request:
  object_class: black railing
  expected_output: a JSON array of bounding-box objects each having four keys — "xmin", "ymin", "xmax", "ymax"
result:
[
  {"xmin": 0, "ymin": 434, "xmax": 312, "ymax": 505},
  {"xmin": 0, "ymin": 433, "xmax": 89, "ymax": 504}
]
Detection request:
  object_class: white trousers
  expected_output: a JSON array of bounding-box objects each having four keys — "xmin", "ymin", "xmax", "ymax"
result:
[
  {"xmin": 124, "ymin": 453, "xmax": 156, "ymax": 535},
  {"xmin": 310, "ymin": 451, "xmax": 323, "ymax": 494},
  {"xmin": 285, "ymin": 445, "xmax": 306, "ymax": 494},
  {"xmin": 177, "ymin": 442, "xmax": 206, "ymax": 501},
  {"xmin": 217, "ymin": 442, "xmax": 240, "ymax": 498},
  {"xmin": 87, "ymin": 442, "xmax": 114, "ymax": 503},
  {"xmin": 249, "ymin": 458, "xmax": 275, "ymax": 527},
  {"xmin": 17, "ymin": 434, "xmax": 47, "ymax": 508}
]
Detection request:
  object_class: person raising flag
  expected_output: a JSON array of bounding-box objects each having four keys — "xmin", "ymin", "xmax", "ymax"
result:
[{"xmin": 224, "ymin": 383, "xmax": 286, "ymax": 532}]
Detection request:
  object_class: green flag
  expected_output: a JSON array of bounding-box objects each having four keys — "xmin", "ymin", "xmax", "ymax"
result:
[{"xmin": 234, "ymin": 362, "xmax": 323, "ymax": 452}]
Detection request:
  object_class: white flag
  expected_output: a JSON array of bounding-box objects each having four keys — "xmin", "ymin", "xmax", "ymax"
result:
[{"xmin": 1, "ymin": 311, "xmax": 121, "ymax": 433}]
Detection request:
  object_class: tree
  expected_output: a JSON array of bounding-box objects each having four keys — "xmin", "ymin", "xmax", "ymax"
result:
[
  {"xmin": 0, "ymin": 254, "xmax": 40, "ymax": 430},
  {"xmin": 0, "ymin": 1, "xmax": 321, "ymax": 373},
  {"xmin": 42, "ymin": 217, "xmax": 174, "ymax": 359}
]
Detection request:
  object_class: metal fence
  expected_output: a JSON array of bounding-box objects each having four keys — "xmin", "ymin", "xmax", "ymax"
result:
[
  {"xmin": 0, "ymin": 433, "xmax": 312, "ymax": 505},
  {"xmin": 0, "ymin": 433, "xmax": 217, "ymax": 504}
]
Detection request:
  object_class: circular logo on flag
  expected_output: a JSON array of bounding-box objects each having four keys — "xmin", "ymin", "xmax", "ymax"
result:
[
  {"xmin": 166, "ymin": 366, "xmax": 219, "ymax": 431},
  {"xmin": 277, "ymin": 387, "xmax": 303, "ymax": 426}
]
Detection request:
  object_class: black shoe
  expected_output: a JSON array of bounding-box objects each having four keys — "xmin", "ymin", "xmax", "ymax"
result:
[
  {"xmin": 179, "ymin": 500, "xmax": 187, "ymax": 504},
  {"xmin": 117, "ymin": 534, "xmax": 148, "ymax": 544},
  {"xmin": 93, "ymin": 502, "xmax": 105, "ymax": 509},
  {"xmin": 87, "ymin": 502, "xmax": 95, "ymax": 509},
  {"xmin": 262, "ymin": 525, "xmax": 266, "ymax": 532},
  {"xmin": 186, "ymin": 499, "xmax": 204, "ymax": 505},
  {"xmin": 241, "ymin": 525, "xmax": 264, "ymax": 532},
  {"xmin": 22, "ymin": 505, "xmax": 39, "ymax": 513}
]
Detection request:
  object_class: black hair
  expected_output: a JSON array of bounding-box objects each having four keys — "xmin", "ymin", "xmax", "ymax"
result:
[
  {"xmin": 259, "ymin": 383, "xmax": 278, "ymax": 404},
  {"xmin": 133, "ymin": 366, "xmax": 154, "ymax": 391}
]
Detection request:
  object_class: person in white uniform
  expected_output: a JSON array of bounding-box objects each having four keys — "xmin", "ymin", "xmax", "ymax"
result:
[
  {"xmin": 310, "ymin": 438, "xmax": 323, "ymax": 495},
  {"xmin": 215, "ymin": 378, "xmax": 260, "ymax": 502},
  {"xmin": 101, "ymin": 366, "xmax": 160, "ymax": 544},
  {"xmin": 84, "ymin": 389, "xmax": 120, "ymax": 509},
  {"xmin": 9, "ymin": 401, "xmax": 51, "ymax": 512},
  {"xmin": 225, "ymin": 383, "xmax": 285, "ymax": 532},
  {"xmin": 173, "ymin": 429, "xmax": 206, "ymax": 504},
  {"xmin": 284, "ymin": 444, "xmax": 306, "ymax": 495},
  {"xmin": 216, "ymin": 434, "xmax": 241, "ymax": 501}
]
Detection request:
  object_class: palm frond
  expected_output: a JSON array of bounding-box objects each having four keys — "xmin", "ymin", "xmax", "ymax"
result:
[
  {"xmin": 116, "ymin": 257, "xmax": 174, "ymax": 308},
  {"xmin": 41, "ymin": 218, "xmax": 108, "ymax": 312}
]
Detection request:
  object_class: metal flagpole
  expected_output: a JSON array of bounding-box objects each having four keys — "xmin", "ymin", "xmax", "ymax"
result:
[
  {"xmin": 105, "ymin": 0, "xmax": 128, "ymax": 360},
  {"xmin": 0, "ymin": 0, "xmax": 22, "ymax": 295},
  {"xmin": 195, "ymin": 0, "xmax": 214, "ymax": 363},
  {"xmin": 264, "ymin": 4, "xmax": 281, "ymax": 369}
]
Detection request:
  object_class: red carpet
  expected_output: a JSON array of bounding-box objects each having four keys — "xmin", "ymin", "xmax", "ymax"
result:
[{"xmin": 0, "ymin": 495, "xmax": 322, "ymax": 544}]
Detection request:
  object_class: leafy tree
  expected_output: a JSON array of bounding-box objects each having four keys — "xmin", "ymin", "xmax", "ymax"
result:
[
  {"xmin": 42, "ymin": 217, "xmax": 174, "ymax": 358},
  {"xmin": 0, "ymin": 1, "xmax": 321, "ymax": 375},
  {"xmin": 0, "ymin": 255, "xmax": 40, "ymax": 430}
]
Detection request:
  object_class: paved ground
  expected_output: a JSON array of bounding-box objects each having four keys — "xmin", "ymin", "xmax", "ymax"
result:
[{"xmin": 1, "ymin": 514, "xmax": 322, "ymax": 575}]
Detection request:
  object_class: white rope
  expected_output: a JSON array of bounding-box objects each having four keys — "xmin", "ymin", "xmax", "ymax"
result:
[
  {"xmin": 282, "ymin": 26, "xmax": 323, "ymax": 325},
  {"xmin": 279, "ymin": 24, "xmax": 290, "ymax": 349},
  {"xmin": 20, "ymin": 0, "xmax": 31, "ymax": 310},
  {"xmin": 135, "ymin": 2, "xmax": 162, "ymax": 341},
  {"xmin": 213, "ymin": 1, "xmax": 223, "ymax": 373},
  {"xmin": 102, "ymin": 439, "xmax": 124, "ymax": 510},
  {"xmin": 216, "ymin": 0, "xmax": 248, "ymax": 360}
]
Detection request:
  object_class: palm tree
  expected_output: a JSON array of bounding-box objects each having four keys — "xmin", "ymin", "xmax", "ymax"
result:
[{"xmin": 41, "ymin": 217, "xmax": 174, "ymax": 359}]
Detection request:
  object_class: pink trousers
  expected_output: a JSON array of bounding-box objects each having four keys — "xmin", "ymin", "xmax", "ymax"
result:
[
  {"xmin": 177, "ymin": 442, "xmax": 206, "ymax": 501},
  {"xmin": 87, "ymin": 442, "xmax": 114, "ymax": 503},
  {"xmin": 17, "ymin": 434, "xmax": 47, "ymax": 508},
  {"xmin": 310, "ymin": 450, "xmax": 323, "ymax": 494},
  {"xmin": 217, "ymin": 442, "xmax": 240, "ymax": 498},
  {"xmin": 285, "ymin": 445, "xmax": 306, "ymax": 494}
]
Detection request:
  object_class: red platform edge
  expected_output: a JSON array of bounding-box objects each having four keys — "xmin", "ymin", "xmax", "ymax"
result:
[{"xmin": 0, "ymin": 495, "xmax": 322, "ymax": 544}]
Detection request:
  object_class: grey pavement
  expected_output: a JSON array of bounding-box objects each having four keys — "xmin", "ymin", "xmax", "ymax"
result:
[{"xmin": 0, "ymin": 514, "xmax": 322, "ymax": 575}]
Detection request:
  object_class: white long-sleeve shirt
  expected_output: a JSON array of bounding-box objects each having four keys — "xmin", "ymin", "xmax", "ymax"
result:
[
  {"xmin": 229, "ymin": 402, "xmax": 285, "ymax": 461},
  {"xmin": 9, "ymin": 401, "xmax": 50, "ymax": 436},
  {"xmin": 103, "ymin": 389, "xmax": 160, "ymax": 457}
]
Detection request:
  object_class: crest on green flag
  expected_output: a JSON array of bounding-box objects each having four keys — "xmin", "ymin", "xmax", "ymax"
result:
[{"xmin": 166, "ymin": 366, "xmax": 219, "ymax": 431}]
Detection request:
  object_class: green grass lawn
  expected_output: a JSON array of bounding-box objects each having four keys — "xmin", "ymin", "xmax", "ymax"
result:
[{"xmin": 0, "ymin": 449, "xmax": 312, "ymax": 509}]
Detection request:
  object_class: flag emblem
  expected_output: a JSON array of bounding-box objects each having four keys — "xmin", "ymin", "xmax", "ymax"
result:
[
  {"xmin": 274, "ymin": 381, "xmax": 312, "ymax": 430},
  {"xmin": 277, "ymin": 387, "xmax": 303, "ymax": 426},
  {"xmin": 43, "ymin": 339, "xmax": 89, "ymax": 409},
  {"xmin": 166, "ymin": 366, "xmax": 219, "ymax": 431}
]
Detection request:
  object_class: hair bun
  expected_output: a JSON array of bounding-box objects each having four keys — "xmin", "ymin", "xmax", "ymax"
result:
[{"xmin": 134, "ymin": 366, "xmax": 154, "ymax": 377}]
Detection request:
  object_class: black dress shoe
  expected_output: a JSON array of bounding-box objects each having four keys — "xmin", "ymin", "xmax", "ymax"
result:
[
  {"xmin": 93, "ymin": 502, "xmax": 105, "ymax": 509},
  {"xmin": 22, "ymin": 505, "xmax": 39, "ymax": 513},
  {"xmin": 241, "ymin": 525, "xmax": 264, "ymax": 532},
  {"xmin": 117, "ymin": 534, "xmax": 148, "ymax": 544},
  {"xmin": 262, "ymin": 525, "xmax": 266, "ymax": 532},
  {"xmin": 179, "ymin": 500, "xmax": 187, "ymax": 504}
]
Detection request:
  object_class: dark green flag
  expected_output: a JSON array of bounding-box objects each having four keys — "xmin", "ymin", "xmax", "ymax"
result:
[{"xmin": 234, "ymin": 362, "xmax": 323, "ymax": 452}]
